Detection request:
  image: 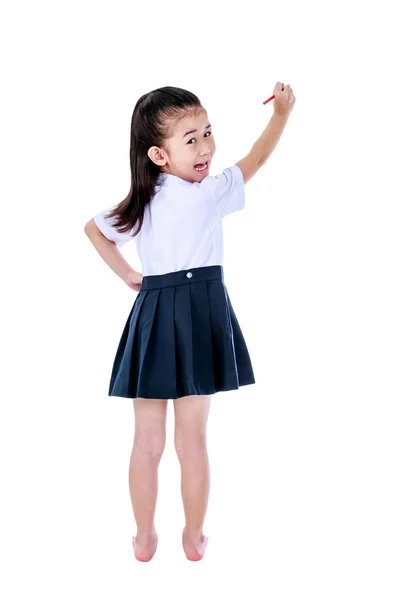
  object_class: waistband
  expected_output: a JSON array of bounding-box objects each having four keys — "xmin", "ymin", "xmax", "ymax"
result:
[{"xmin": 140, "ymin": 265, "xmax": 224, "ymax": 291}]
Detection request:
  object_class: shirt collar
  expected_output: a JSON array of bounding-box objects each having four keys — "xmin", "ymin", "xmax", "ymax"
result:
[{"xmin": 157, "ymin": 172, "xmax": 196, "ymax": 188}]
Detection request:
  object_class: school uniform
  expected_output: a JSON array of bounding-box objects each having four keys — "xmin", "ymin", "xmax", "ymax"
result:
[{"xmin": 93, "ymin": 164, "xmax": 256, "ymax": 400}]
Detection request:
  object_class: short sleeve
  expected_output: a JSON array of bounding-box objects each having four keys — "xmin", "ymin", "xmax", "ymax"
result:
[
  {"xmin": 199, "ymin": 164, "xmax": 245, "ymax": 218},
  {"xmin": 93, "ymin": 205, "xmax": 135, "ymax": 247}
]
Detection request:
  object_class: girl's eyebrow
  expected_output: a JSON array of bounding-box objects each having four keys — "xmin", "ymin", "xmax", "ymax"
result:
[{"xmin": 182, "ymin": 124, "xmax": 211, "ymax": 138}]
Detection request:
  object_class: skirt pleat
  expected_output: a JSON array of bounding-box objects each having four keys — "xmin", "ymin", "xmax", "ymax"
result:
[{"xmin": 107, "ymin": 265, "xmax": 255, "ymax": 399}]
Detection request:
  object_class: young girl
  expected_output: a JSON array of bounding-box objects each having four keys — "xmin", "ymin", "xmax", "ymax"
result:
[{"xmin": 85, "ymin": 83, "xmax": 295, "ymax": 562}]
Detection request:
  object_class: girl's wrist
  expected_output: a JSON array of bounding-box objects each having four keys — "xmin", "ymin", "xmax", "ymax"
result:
[
  {"xmin": 122, "ymin": 267, "xmax": 137, "ymax": 283},
  {"xmin": 273, "ymin": 110, "xmax": 290, "ymax": 121}
]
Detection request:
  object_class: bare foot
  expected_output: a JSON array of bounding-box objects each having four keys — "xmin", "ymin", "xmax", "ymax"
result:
[
  {"xmin": 132, "ymin": 531, "xmax": 158, "ymax": 562},
  {"xmin": 182, "ymin": 528, "xmax": 209, "ymax": 561}
]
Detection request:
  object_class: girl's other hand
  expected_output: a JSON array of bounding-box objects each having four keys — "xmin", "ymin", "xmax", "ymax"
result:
[
  {"xmin": 125, "ymin": 269, "xmax": 143, "ymax": 292},
  {"xmin": 273, "ymin": 82, "xmax": 296, "ymax": 118}
]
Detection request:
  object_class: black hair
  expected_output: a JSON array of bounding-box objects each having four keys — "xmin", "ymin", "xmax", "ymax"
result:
[{"xmin": 104, "ymin": 86, "xmax": 203, "ymax": 237}]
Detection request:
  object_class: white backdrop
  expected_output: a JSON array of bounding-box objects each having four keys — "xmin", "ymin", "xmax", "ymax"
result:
[{"xmin": 1, "ymin": 0, "xmax": 399, "ymax": 598}]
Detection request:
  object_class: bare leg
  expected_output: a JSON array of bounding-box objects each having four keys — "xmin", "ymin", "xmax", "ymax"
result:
[
  {"xmin": 173, "ymin": 394, "xmax": 211, "ymax": 561},
  {"xmin": 129, "ymin": 397, "xmax": 168, "ymax": 562}
]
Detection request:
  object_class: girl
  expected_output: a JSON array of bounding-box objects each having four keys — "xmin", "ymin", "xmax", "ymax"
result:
[{"xmin": 84, "ymin": 83, "xmax": 296, "ymax": 562}]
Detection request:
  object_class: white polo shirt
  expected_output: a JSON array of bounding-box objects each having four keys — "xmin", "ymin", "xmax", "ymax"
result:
[{"xmin": 93, "ymin": 164, "xmax": 245, "ymax": 276}]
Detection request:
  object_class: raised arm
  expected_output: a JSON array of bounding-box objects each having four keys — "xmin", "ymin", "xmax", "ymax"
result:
[{"xmin": 236, "ymin": 82, "xmax": 296, "ymax": 184}]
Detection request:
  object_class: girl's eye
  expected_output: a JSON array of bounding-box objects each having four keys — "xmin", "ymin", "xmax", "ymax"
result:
[{"xmin": 187, "ymin": 131, "xmax": 212, "ymax": 144}]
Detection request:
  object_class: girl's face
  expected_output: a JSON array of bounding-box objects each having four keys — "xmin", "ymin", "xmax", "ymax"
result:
[{"xmin": 148, "ymin": 107, "xmax": 216, "ymax": 183}]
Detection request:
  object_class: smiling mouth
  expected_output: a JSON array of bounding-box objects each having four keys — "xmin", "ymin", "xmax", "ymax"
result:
[{"xmin": 194, "ymin": 161, "xmax": 210, "ymax": 172}]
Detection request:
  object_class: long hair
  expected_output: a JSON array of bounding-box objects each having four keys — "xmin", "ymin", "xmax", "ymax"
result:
[{"xmin": 104, "ymin": 86, "xmax": 202, "ymax": 237}]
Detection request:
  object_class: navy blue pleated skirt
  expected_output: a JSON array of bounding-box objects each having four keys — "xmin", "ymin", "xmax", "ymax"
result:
[{"xmin": 107, "ymin": 265, "xmax": 255, "ymax": 400}]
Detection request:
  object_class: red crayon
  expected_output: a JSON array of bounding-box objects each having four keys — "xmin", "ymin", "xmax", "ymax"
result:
[{"xmin": 263, "ymin": 94, "xmax": 275, "ymax": 105}]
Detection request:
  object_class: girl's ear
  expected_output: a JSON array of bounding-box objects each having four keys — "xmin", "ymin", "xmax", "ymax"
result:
[{"xmin": 148, "ymin": 146, "xmax": 167, "ymax": 167}]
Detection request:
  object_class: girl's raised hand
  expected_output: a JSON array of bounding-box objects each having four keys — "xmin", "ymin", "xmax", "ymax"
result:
[
  {"xmin": 273, "ymin": 82, "xmax": 296, "ymax": 118},
  {"xmin": 125, "ymin": 269, "xmax": 143, "ymax": 292}
]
